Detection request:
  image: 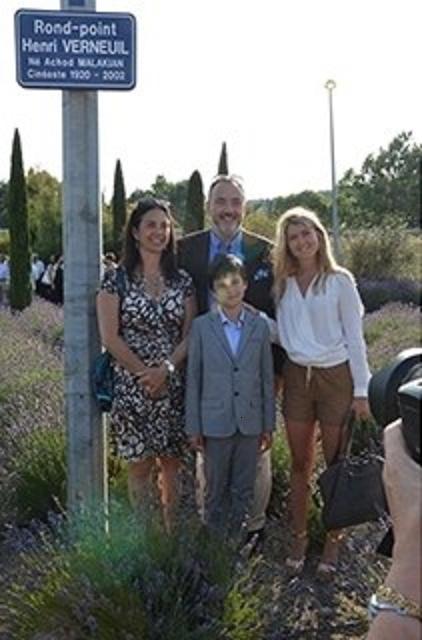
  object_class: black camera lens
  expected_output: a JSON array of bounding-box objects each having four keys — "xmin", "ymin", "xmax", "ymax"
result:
[
  {"xmin": 398, "ymin": 379, "xmax": 421, "ymax": 466},
  {"xmin": 368, "ymin": 348, "xmax": 422, "ymax": 427}
]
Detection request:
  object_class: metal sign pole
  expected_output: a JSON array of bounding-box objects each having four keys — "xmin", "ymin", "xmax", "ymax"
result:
[{"xmin": 61, "ymin": 0, "xmax": 106, "ymax": 513}]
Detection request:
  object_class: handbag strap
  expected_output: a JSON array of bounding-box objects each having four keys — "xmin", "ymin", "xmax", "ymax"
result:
[{"xmin": 332, "ymin": 409, "xmax": 356, "ymax": 464}]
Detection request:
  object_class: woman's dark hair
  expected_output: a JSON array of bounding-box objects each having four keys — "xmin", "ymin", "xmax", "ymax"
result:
[{"xmin": 121, "ymin": 197, "xmax": 177, "ymax": 280}]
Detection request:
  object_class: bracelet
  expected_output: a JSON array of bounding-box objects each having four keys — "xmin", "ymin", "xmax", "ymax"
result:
[
  {"xmin": 376, "ymin": 584, "xmax": 422, "ymax": 621},
  {"xmin": 163, "ymin": 359, "xmax": 175, "ymax": 375}
]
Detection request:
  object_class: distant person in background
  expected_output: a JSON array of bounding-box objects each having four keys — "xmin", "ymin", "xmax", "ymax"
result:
[
  {"xmin": 39, "ymin": 254, "xmax": 58, "ymax": 301},
  {"xmin": 367, "ymin": 420, "xmax": 421, "ymax": 639},
  {"xmin": 0, "ymin": 253, "xmax": 10, "ymax": 307},
  {"xmin": 178, "ymin": 174, "xmax": 285, "ymax": 548},
  {"xmin": 31, "ymin": 254, "xmax": 45, "ymax": 294},
  {"xmin": 103, "ymin": 251, "xmax": 118, "ymax": 275},
  {"xmin": 52, "ymin": 255, "xmax": 64, "ymax": 305}
]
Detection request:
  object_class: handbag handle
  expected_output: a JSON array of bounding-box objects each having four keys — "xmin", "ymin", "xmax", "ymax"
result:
[{"xmin": 332, "ymin": 409, "xmax": 356, "ymax": 464}]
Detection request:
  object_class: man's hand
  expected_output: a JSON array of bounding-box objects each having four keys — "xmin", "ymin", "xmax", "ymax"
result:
[
  {"xmin": 260, "ymin": 432, "xmax": 272, "ymax": 452},
  {"xmin": 189, "ymin": 435, "xmax": 204, "ymax": 452}
]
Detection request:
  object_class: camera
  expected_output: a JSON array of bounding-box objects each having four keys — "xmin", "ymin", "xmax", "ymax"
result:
[
  {"xmin": 368, "ymin": 348, "xmax": 421, "ymax": 466},
  {"xmin": 368, "ymin": 348, "xmax": 421, "ymax": 558}
]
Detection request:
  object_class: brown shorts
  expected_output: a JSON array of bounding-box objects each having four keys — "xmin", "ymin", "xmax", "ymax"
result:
[{"xmin": 282, "ymin": 360, "xmax": 353, "ymax": 425}]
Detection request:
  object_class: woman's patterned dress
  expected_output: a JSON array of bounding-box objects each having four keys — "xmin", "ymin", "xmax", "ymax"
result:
[{"xmin": 100, "ymin": 267, "xmax": 194, "ymax": 461}]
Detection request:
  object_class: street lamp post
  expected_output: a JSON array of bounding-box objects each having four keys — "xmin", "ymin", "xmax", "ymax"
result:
[{"xmin": 325, "ymin": 79, "xmax": 341, "ymax": 259}]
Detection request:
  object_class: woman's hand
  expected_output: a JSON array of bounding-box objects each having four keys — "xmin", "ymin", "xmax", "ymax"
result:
[
  {"xmin": 351, "ymin": 397, "xmax": 371, "ymax": 420},
  {"xmin": 260, "ymin": 432, "xmax": 273, "ymax": 452},
  {"xmin": 137, "ymin": 364, "xmax": 168, "ymax": 397},
  {"xmin": 189, "ymin": 435, "xmax": 204, "ymax": 452}
]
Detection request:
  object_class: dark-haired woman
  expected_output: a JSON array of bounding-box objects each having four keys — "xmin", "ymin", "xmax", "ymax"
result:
[{"xmin": 97, "ymin": 198, "xmax": 196, "ymax": 529}]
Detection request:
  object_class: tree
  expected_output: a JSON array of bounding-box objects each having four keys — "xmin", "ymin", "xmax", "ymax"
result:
[
  {"xmin": 0, "ymin": 181, "xmax": 8, "ymax": 229},
  {"xmin": 26, "ymin": 169, "xmax": 62, "ymax": 260},
  {"xmin": 7, "ymin": 129, "xmax": 31, "ymax": 310},
  {"xmin": 338, "ymin": 131, "xmax": 421, "ymax": 227},
  {"xmin": 111, "ymin": 159, "xmax": 126, "ymax": 256},
  {"xmin": 243, "ymin": 208, "xmax": 276, "ymax": 240},
  {"xmin": 184, "ymin": 170, "xmax": 205, "ymax": 233},
  {"xmin": 248, "ymin": 190, "xmax": 331, "ymax": 229},
  {"xmin": 129, "ymin": 175, "xmax": 188, "ymax": 227},
  {"xmin": 218, "ymin": 141, "xmax": 229, "ymax": 175}
]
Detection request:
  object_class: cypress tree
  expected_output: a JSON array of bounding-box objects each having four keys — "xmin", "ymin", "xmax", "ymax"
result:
[
  {"xmin": 184, "ymin": 170, "xmax": 205, "ymax": 234},
  {"xmin": 112, "ymin": 159, "xmax": 126, "ymax": 255},
  {"xmin": 218, "ymin": 141, "xmax": 229, "ymax": 175},
  {"xmin": 8, "ymin": 129, "xmax": 31, "ymax": 311}
]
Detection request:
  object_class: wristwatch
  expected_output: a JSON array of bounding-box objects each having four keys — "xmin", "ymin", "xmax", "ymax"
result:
[{"xmin": 163, "ymin": 359, "xmax": 176, "ymax": 375}]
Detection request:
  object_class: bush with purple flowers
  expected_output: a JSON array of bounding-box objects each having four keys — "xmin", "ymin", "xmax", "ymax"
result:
[
  {"xmin": 358, "ymin": 277, "xmax": 421, "ymax": 312},
  {"xmin": 364, "ymin": 302, "xmax": 420, "ymax": 371},
  {"xmin": 1, "ymin": 503, "xmax": 262, "ymax": 640}
]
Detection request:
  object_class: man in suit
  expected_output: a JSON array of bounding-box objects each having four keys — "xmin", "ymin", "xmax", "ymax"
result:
[
  {"xmin": 185, "ymin": 254, "xmax": 275, "ymax": 534},
  {"xmin": 178, "ymin": 174, "xmax": 284, "ymax": 544}
]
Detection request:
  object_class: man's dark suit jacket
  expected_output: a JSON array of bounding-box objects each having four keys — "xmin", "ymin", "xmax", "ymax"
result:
[{"xmin": 177, "ymin": 228, "xmax": 285, "ymax": 375}]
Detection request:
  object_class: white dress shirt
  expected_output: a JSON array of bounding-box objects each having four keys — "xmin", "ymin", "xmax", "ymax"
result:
[{"xmin": 265, "ymin": 271, "xmax": 371, "ymax": 397}]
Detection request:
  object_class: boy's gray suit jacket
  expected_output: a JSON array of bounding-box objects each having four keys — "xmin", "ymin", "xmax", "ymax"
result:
[{"xmin": 185, "ymin": 309, "xmax": 275, "ymax": 438}]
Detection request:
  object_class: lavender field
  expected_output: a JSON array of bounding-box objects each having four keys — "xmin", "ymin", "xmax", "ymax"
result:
[{"xmin": 0, "ymin": 298, "xmax": 420, "ymax": 639}]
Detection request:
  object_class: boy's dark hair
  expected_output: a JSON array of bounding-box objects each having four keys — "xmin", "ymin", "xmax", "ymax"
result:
[{"xmin": 208, "ymin": 253, "xmax": 247, "ymax": 291}]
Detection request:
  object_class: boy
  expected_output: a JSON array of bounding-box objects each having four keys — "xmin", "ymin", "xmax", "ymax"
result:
[{"xmin": 185, "ymin": 254, "xmax": 275, "ymax": 536}]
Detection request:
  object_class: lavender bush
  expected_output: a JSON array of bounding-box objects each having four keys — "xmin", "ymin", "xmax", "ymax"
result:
[
  {"xmin": 0, "ymin": 302, "xmax": 129, "ymax": 526},
  {"xmin": 364, "ymin": 302, "xmax": 421, "ymax": 371},
  {"xmin": 358, "ymin": 277, "xmax": 421, "ymax": 312},
  {"xmin": 0, "ymin": 503, "xmax": 262, "ymax": 640}
]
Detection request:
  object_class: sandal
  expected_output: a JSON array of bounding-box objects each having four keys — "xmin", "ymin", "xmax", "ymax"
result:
[
  {"xmin": 286, "ymin": 530, "xmax": 308, "ymax": 575},
  {"xmin": 317, "ymin": 531, "xmax": 345, "ymax": 577}
]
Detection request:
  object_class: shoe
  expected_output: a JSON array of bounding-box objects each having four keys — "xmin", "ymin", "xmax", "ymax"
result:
[
  {"xmin": 316, "ymin": 561, "xmax": 337, "ymax": 578},
  {"xmin": 245, "ymin": 528, "xmax": 265, "ymax": 554},
  {"xmin": 285, "ymin": 530, "xmax": 308, "ymax": 575},
  {"xmin": 285, "ymin": 556, "xmax": 305, "ymax": 574},
  {"xmin": 316, "ymin": 531, "xmax": 344, "ymax": 577}
]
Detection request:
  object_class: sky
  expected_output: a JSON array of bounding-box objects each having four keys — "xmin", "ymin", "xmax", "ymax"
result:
[{"xmin": 1, "ymin": 0, "xmax": 421, "ymax": 201}]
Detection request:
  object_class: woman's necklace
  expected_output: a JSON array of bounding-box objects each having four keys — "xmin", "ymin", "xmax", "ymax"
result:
[{"xmin": 142, "ymin": 272, "xmax": 164, "ymax": 299}]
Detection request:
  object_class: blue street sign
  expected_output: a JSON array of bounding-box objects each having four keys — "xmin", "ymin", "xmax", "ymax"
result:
[{"xmin": 15, "ymin": 9, "xmax": 136, "ymax": 90}]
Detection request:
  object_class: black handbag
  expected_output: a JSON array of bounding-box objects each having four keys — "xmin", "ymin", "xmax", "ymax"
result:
[
  {"xmin": 317, "ymin": 412, "xmax": 387, "ymax": 530},
  {"xmin": 91, "ymin": 267, "xmax": 126, "ymax": 412}
]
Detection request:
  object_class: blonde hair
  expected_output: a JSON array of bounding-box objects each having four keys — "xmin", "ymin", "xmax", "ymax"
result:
[{"xmin": 272, "ymin": 207, "xmax": 345, "ymax": 302}]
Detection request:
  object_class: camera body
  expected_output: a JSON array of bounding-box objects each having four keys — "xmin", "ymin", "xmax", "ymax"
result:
[
  {"xmin": 368, "ymin": 348, "xmax": 421, "ymax": 466},
  {"xmin": 398, "ymin": 379, "xmax": 421, "ymax": 466}
]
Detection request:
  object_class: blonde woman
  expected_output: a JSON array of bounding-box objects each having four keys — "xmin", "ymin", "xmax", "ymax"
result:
[{"xmin": 268, "ymin": 207, "xmax": 371, "ymax": 575}]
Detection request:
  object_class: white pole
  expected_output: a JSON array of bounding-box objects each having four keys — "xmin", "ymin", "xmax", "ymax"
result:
[
  {"xmin": 61, "ymin": 0, "xmax": 107, "ymax": 513},
  {"xmin": 325, "ymin": 79, "xmax": 341, "ymax": 259}
]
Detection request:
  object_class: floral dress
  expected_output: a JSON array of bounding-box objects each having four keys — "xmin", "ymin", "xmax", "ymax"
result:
[{"xmin": 100, "ymin": 267, "xmax": 194, "ymax": 461}]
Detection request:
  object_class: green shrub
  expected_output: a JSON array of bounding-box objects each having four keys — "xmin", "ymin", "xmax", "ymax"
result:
[
  {"xmin": 0, "ymin": 228, "xmax": 9, "ymax": 254},
  {"xmin": 6, "ymin": 427, "xmax": 66, "ymax": 524},
  {"xmin": 268, "ymin": 429, "xmax": 291, "ymax": 516},
  {"xmin": 1, "ymin": 503, "xmax": 263, "ymax": 640},
  {"xmin": 343, "ymin": 223, "xmax": 415, "ymax": 280}
]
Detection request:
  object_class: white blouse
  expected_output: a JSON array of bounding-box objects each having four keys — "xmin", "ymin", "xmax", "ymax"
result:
[{"xmin": 265, "ymin": 272, "xmax": 371, "ymax": 397}]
